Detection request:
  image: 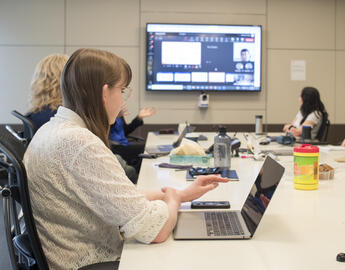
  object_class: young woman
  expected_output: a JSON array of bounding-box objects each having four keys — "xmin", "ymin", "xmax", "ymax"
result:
[
  {"xmin": 26, "ymin": 54, "xmax": 69, "ymax": 129},
  {"xmin": 25, "ymin": 53, "xmax": 138, "ymax": 182},
  {"xmin": 23, "ymin": 48, "xmax": 228, "ymax": 270},
  {"xmin": 283, "ymin": 87, "xmax": 327, "ymax": 139}
]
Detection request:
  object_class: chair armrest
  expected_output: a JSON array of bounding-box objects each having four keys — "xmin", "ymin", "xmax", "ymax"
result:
[
  {"xmin": 127, "ymin": 135, "xmax": 145, "ymax": 142},
  {"xmin": 5, "ymin": 125, "xmax": 27, "ymax": 144},
  {"xmin": 13, "ymin": 234, "xmax": 36, "ymax": 267}
]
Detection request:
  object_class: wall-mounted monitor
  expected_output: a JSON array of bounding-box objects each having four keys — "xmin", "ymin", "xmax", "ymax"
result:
[{"xmin": 146, "ymin": 23, "xmax": 262, "ymax": 92}]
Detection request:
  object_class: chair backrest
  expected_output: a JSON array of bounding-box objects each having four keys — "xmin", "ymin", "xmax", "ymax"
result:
[
  {"xmin": 0, "ymin": 127, "xmax": 49, "ymax": 269},
  {"xmin": 11, "ymin": 110, "xmax": 37, "ymax": 142},
  {"xmin": 316, "ymin": 112, "xmax": 330, "ymax": 142}
]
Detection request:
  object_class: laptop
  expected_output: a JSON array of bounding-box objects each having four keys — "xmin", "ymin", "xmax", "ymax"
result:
[
  {"xmin": 173, "ymin": 155, "xmax": 285, "ymax": 240},
  {"xmin": 145, "ymin": 125, "xmax": 190, "ymax": 154}
]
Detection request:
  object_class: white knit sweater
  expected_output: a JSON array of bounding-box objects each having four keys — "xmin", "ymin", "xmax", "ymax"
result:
[{"xmin": 23, "ymin": 106, "xmax": 168, "ymax": 270}]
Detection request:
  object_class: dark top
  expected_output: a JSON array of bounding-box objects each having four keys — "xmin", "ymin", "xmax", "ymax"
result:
[
  {"xmin": 109, "ymin": 116, "xmax": 143, "ymax": 146},
  {"xmin": 26, "ymin": 106, "xmax": 57, "ymax": 130}
]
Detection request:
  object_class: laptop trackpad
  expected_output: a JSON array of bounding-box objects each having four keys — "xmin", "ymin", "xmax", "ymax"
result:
[{"xmin": 174, "ymin": 212, "xmax": 206, "ymax": 239}]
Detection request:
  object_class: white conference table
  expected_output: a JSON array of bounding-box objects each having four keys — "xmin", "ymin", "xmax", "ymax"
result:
[{"xmin": 119, "ymin": 132, "xmax": 345, "ymax": 270}]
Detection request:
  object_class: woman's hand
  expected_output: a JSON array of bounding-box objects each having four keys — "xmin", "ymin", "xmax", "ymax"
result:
[
  {"xmin": 161, "ymin": 175, "xmax": 229, "ymax": 203},
  {"xmin": 138, "ymin": 107, "xmax": 156, "ymax": 119},
  {"xmin": 289, "ymin": 127, "xmax": 299, "ymax": 137},
  {"xmin": 283, "ymin": 124, "xmax": 292, "ymax": 132},
  {"xmin": 152, "ymin": 187, "xmax": 182, "ymax": 243},
  {"xmin": 155, "ymin": 175, "xmax": 228, "ymax": 243},
  {"xmin": 161, "ymin": 187, "xmax": 182, "ymax": 204}
]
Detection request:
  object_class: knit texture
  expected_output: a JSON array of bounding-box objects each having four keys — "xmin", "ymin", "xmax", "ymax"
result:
[{"xmin": 23, "ymin": 106, "xmax": 168, "ymax": 270}]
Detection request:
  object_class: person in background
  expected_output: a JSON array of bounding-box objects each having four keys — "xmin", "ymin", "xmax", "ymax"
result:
[
  {"xmin": 109, "ymin": 104, "xmax": 156, "ymax": 175},
  {"xmin": 283, "ymin": 86, "xmax": 326, "ymax": 140},
  {"xmin": 341, "ymin": 139, "xmax": 345, "ymax": 146},
  {"xmin": 23, "ymin": 48, "xmax": 229, "ymax": 269},
  {"xmin": 109, "ymin": 104, "xmax": 156, "ymax": 146},
  {"xmin": 240, "ymin": 48, "xmax": 250, "ymax": 62},
  {"xmin": 25, "ymin": 53, "xmax": 137, "ymax": 182},
  {"xmin": 26, "ymin": 54, "xmax": 69, "ymax": 129}
]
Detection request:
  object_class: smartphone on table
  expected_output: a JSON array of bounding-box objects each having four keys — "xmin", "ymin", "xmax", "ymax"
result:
[{"xmin": 191, "ymin": 201, "xmax": 231, "ymax": 209}]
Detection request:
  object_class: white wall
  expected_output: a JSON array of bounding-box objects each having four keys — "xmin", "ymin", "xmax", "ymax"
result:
[{"xmin": 0, "ymin": 0, "xmax": 344, "ymax": 125}]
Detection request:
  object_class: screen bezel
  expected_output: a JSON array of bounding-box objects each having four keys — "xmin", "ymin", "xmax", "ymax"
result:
[{"xmin": 145, "ymin": 22, "xmax": 263, "ymax": 92}]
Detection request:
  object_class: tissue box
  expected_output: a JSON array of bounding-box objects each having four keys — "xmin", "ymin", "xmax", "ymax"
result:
[
  {"xmin": 169, "ymin": 154, "xmax": 211, "ymax": 166},
  {"xmin": 319, "ymin": 163, "xmax": 334, "ymax": 180}
]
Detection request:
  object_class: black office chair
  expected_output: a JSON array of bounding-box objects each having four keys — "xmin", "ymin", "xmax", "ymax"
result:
[
  {"xmin": 11, "ymin": 110, "xmax": 37, "ymax": 142},
  {"xmin": 0, "ymin": 127, "xmax": 48, "ymax": 270},
  {"xmin": 316, "ymin": 112, "xmax": 330, "ymax": 142},
  {"xmin": 5, "ymin": 110, "xmax": 37, "ymax": 148}
]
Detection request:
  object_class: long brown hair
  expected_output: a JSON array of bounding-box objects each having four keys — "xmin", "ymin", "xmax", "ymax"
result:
[
  {"xmin": 29, "ymin": 54, "xmax": 69, "ymax": 113},
  {"xmin": 60, "ymin": 48, "xmax": 132, "ymax": 146}
]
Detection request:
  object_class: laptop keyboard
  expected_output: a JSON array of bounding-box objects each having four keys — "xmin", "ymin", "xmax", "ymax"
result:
[{"xmin": 205, "ymin": 212, "xmax": 244, "ymax": 236}]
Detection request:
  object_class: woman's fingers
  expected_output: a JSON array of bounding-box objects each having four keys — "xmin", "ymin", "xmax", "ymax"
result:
[
  {"xmin": 201, "ymin": 182, "xmax": 219, "ymax": 193},
  {"xmin": 197, "ymin": 175, "xmax": 229, "ymax": 185}
]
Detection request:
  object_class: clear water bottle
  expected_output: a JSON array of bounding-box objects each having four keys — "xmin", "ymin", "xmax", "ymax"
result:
[{"xmin": 214, "ymin": 126, "xmax": 231, "ymax": 169}]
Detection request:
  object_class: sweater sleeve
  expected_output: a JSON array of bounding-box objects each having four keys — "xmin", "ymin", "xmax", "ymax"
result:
[
  {"xmin": 64, "ymin": 138, "xmax": 168, "ymax": 244},
  {"xmin": 305, "ymin": 111, "xmax": 321, "ymax": 126},
  {"xmin": 123, "ymin": 116, "xmax": 144, "ymax": 136}
]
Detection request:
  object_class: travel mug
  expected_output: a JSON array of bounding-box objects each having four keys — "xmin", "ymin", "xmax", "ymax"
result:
[
  {"xmin": 302, "ymin": 126, "xmax": 312, "ymax": 142},
  {"xmin": 255, "ymin": 115, "xmax": 263, "ymax": 134},
  {"xmin": 293, "ymin": 144, "xmax": 319, "ymax": 190}
]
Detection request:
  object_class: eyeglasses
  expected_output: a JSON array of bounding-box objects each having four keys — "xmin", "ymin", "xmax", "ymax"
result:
[{"xmin": 121, "ymin": 86, "xmax": 133, "ymax": 101}]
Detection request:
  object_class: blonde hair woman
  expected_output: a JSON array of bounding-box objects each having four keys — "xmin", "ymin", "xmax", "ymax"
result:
[
  {"xmin": 26, "ymin": 54, "xmax": 69, "ymax": 129},
  {"xmin": 24, "ymin": 48, "xmax": 228, "ymax": 269}
]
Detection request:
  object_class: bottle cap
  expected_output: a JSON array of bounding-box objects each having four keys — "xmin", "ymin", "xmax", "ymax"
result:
[
  {"xmin": 218, "ymin": 126, "xmax": 227, "ymax": 134},
  {"xmin": 294, "ymin": 144, "xmax": 319, "ymax": 153}
]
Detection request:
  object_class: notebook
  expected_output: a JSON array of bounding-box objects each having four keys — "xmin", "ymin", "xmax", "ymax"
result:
[{"xmin": 174, "ymin": 156, "xmax": 285, "ymax": 239}]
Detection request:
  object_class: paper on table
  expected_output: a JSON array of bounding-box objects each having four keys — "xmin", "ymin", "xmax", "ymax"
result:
[{"xmin": 318, "ymin": 145, "xmax": 345, "ymax": 151}]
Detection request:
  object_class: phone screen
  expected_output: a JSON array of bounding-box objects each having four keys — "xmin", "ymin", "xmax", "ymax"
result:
[{"xmin": 191, "ymin": 201, "xmax": 230, "ymax": 209}]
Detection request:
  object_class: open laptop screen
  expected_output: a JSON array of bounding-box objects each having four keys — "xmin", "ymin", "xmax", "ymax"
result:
[
  {"xmin": 172, "ymin": 124, "xmax": 195, "ymax": 148},
  {"xmin": 241, "ymin": 156, "xmax": 285, "ymax": 236}
]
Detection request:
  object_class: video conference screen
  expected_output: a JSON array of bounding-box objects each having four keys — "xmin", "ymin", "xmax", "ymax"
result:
[{"xmin": 146, "ymin": 23, "xmax": 262, "ymax": 92}]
